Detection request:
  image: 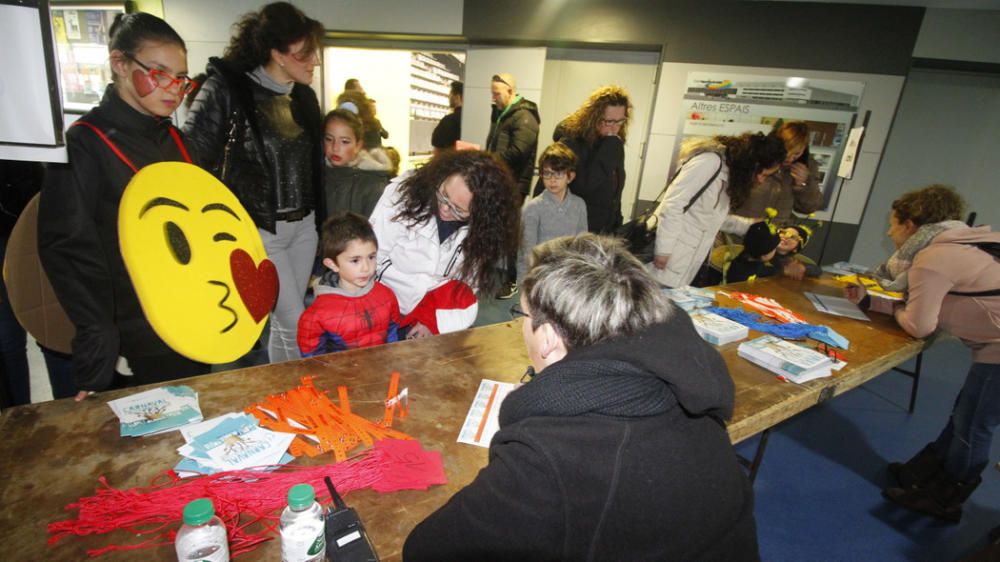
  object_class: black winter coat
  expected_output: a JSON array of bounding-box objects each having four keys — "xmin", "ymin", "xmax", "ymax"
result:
[
  {"xmin": 404, "ymin": 309, "xmax": 760, "ymax": 562},
  {"xmin": 182, "ymin": 58, "xmax": 323, "ymax": 233},
  {"xmin": 38, "ymin": 86, "xmax": 197, "ymax": 390},
  {"xmin": 322, "ymin": 165, "xmax": 392, "ymax": 220},
  {"xmin": 486, "ymin": 97, "xmax": 540, "ymax": 196}
]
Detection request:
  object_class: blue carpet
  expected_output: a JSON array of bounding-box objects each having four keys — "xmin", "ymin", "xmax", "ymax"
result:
[{"xmin": 738, "ymin": 337, "xmax": 1000, "ymax": 561}]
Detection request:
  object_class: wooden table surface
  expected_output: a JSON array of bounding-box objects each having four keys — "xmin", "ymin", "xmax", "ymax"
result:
[{"xmin": 0, "ymin": 276, "xmax": 922, "ymax": 561}]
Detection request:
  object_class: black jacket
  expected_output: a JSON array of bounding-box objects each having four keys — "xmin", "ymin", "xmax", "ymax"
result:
[
  {"xmin": 182, "ymin": 57, "xmax": 323, "ymax": 233},
  {"xmin": 404, "ymin": 309, "xmax": 759, "ymax": 561},
  {"xmin": 431, "ymin": 107, "xmax": 461, "ymax": 149},
  {"xmin": 323, "ymin": 165, "xmax": 392, "ymax": 220},
  {"xmin": 37, "ymin": 86, "xmax": 195, "ymax": 390},
  {"xmin": 535, "ymin": 123, "xmax": 626, "ymax": 234},
  {"xmin": 486, "ymin": 97, "xmax": 540, "ymax": 195}
]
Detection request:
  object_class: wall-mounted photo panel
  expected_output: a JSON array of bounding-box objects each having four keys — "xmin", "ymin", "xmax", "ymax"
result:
[
  {"xmin": 673, "ymin": 72, "xmax": 865, "ymax": 219},
  {"xmin": 0, "ymin": 1, "xmax": 63, "ymax": 150}
]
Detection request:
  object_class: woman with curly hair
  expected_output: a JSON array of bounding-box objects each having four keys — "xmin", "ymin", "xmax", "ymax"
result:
[
  {"xmin": 370, "ymin": 151, "xmax": 520, "ymax": 338},
  {"xmin": 183, "ymin": 2, "xmax": 324, "ymax": 363},
  {"xmin": 871, "ymin": 183, "xmax": 968, "ymax": 292},
  {"xmin": 731, "ymin": 121, "xmax": 824, "ymax": 226},
  {"xmin": 536, "ymin": 85, "xmax": 632, "ymax": 234},
  {"xmin": 845, "ymin": 185, "xmax": 1000, "ymax": 523},
  {"xmin": 650, "ymin": 132, "xmax": 786, "ymax": 287}
]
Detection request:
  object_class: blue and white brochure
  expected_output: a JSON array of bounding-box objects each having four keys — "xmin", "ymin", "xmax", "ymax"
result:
[{"xmin": 107, "ymin": 386, "xmax": 203, "ymax": 437}]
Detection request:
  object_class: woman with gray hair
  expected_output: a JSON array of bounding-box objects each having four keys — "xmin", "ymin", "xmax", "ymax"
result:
[{"xmin": 404, "ymin": 234, "xmax": 760, "ymax": 561}]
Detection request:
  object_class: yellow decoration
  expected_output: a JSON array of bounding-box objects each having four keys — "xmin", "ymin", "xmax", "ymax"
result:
[
  {"xmin": 764, "ymin": 207, "xmax": 778, "ymax": 234},
  {"xmin": 834, "ymin": 274, "xmax": 905, "ymax": 301},
  {"xmin": 118, "ymin": 162, "xmax": 276, "ymax": 364}
]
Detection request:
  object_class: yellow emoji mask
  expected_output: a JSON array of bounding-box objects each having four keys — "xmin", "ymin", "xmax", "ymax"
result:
[{"xmin": 119, "ymin": 162, "xmax": 278, "ymax": 364}]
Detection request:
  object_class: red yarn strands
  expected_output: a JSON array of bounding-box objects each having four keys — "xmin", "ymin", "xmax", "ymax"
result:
[
  {"xmin": 48, "ymin": 439, "xmax": 447, "ymax": 557},
  {"xmin": 245, "ymin": 375, "xmax": 413, "ymax": 461}
]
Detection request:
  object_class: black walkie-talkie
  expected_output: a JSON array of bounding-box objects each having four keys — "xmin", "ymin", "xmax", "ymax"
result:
[{"xmin": 323, "ymin": 476, "xmax": 379, "ymax": 562}]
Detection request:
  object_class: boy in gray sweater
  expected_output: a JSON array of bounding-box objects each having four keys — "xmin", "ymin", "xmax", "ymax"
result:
[{"xmin": 517, "ymin": 142, "xmax": 588, "ymax": 280}]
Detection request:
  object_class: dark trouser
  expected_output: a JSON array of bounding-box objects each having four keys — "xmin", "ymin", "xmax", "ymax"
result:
[
  {"xmin": 40, "ymin": 346, "xmax": 77, "ymax": 400},
  {"xmin": 933, "ymin": 362, "xmax": 1000, "ymax": 481},
  {"xmin": 0, "ymin": 235, "xmax": 29, "ymax": 407}
]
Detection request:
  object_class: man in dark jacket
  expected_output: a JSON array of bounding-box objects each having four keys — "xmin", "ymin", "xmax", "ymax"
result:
[
  {"xmin": 404, "ymin": 234, "xmax": 760, "ymax": 562},
  {"xmin": 486, "ymin": 73, "xmax": 539, "ymax": 298},
  {"xmin": 485, "ymin": 72, "xmax": 539, "ymax": 200},
  {"xmin": 431, "ymin": 81, "xmax": 462, "ymax": 155}
]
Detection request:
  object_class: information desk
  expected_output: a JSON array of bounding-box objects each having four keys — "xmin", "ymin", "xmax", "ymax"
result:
[{"xmin": 0, "ymin": 276, "xmax": 922, "ymax": 561}]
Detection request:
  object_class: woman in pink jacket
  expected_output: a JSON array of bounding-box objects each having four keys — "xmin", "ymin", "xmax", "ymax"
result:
[{"xmin": 847, "ymin": 184, "xmax": 1000, "ymax": 523}]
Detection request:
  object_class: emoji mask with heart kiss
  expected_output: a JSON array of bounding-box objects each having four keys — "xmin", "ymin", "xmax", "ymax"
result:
[{"xmin": 118, "ymin": 162, "xmax": 278, "ymax": 364}]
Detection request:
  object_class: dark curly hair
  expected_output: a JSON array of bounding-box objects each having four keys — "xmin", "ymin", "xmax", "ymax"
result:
[
  {"xmin": 718, "ymin": 132, "xmax": 786, "ymax": 209},
  {"xmin": 559, "ymin": 85, "xmax": 632, "ymax": 146},
  {"xmin": 222, "ymin": 2, "xmax": 323, "ymax": 72},
  {"xmin": 892, "ymin": 184, "xmax": 965, "ymax": 226},
  {"xmin": 393, "ymin": 151, "xmax": 520, "ymax": 296}
]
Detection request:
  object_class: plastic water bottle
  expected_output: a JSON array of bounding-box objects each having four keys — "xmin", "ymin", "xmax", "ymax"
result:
[
  {"xmin": 281, "ymin": 483, "xmax": 327, "ymax": 562},
  {"xmin": 175, "ymin": 498, "xmax": 230, "ymax": 562}
]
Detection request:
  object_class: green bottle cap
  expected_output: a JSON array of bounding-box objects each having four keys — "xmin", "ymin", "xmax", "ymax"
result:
[
  {"xmin": 288, "ymin": 483, "xmax": 316, "ymax": 510},
  {"xmin": 183, "ymin": 498, "xmax": 215, "ymax": 526}
]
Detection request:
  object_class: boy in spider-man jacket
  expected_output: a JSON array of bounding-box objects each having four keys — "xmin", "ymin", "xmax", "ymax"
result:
[{"xmin": 298, "ymin": 212, "xmax": 401, "ymax": 356}]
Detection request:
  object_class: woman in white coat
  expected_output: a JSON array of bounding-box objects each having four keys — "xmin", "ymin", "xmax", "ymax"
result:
[
  {"xmin": 651, "ymin": 132, "xmax": 786, "ymax": 287},
  {"xmin": 370, "ymin": 150, "xmax": 520, "ymax": 338}
]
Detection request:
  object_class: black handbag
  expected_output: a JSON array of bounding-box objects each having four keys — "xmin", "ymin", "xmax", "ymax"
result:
[{"xmin": 618, "ymin": 153, "xmax": 723, "ymax": 262}]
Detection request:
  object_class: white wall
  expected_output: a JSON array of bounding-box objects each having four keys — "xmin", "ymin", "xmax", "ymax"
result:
[
  {"xmin": 323, "ymin": 47, "xmax": 411, "ymax": 162},
  {"xmin": 850, "ymin": 69, "xmax": 1000, "ymax": 267},
  {"xmin": 164, "ymin": 0, "xmax": 463, "ymax": 77},
  {"xmin": 641, "ymin": 62, "xmax": 905, "ymax": 226},
  {"xmin": 461, "ymin": 46, "xmax": 547, "ymax": 152}
]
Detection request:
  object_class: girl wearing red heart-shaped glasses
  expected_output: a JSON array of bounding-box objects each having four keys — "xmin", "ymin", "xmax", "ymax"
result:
[{"xmin": 38, "ymin": 12, "xmax": 210, "ymax": 401}]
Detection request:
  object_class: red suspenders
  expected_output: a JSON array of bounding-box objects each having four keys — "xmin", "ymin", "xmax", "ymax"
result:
[{"xmin": 72, "ymin": 120, "xmax": 192, "ymax": 173}]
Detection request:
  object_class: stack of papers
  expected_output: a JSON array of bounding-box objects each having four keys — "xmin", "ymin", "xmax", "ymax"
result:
[
  {"xmin": 804, "ymin": 292, "xmax": 870, "ymax": 322},
  {"xmin": 738, "ymin": 335, "xmax": 833, "ymax": 384},
  {"xmin": 107, "ymin": 386, "xmax": 203, "ymax": 437},
  {"xmin": 663, "ymin": 286, "xmax": 716, "ymax": 311},
  {"xmin": 822, "ymin": 261, "xmax": 870, "ymax": 276},
  {"xmin": 689, "ymin": 310, "xmax": 749, "ymax": 345},
  {"xmin": 175, "ymin": 412, "xmax": 295, "ymax": 477}
]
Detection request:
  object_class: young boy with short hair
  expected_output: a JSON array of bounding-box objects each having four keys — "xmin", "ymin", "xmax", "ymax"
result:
[
  {"xmin": 298, "ymin": 212, "xmax": 401, "ymax": 356},
  {"xmin": 516, "ymin": 142, "xmax": 588, "ymax": 280}
]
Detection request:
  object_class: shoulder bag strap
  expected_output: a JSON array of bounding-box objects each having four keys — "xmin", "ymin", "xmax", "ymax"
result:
[
  {"xmin": 73, "ymin": 121, "xmax": 192, "ymax": 173},
  {"xmin": 682, "ymin": 153, "xmax": 724, "ymax": 213},
  {"xmin": 72, "ymin": 121, "xmax": 138, "ymax": 173},
  {"xmin": 948, "ymin": 241, "xmax": 1000, "ymax": 297},
  {"xmin": 648, "ymin": 153, "xmax": 724, "ymax": 213},
  {"xmin": 168, "ymin": 126, "xmax": 193, "ymax": 164}
]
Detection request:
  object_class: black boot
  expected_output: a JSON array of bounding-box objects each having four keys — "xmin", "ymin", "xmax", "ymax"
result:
[
  {"xmin": 887, "ymin": 443, "xmax": 943, "ymax": 489},
  {"xmin": 882, "ymin": 471, "xmax": 982, "ymax": 523}
]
